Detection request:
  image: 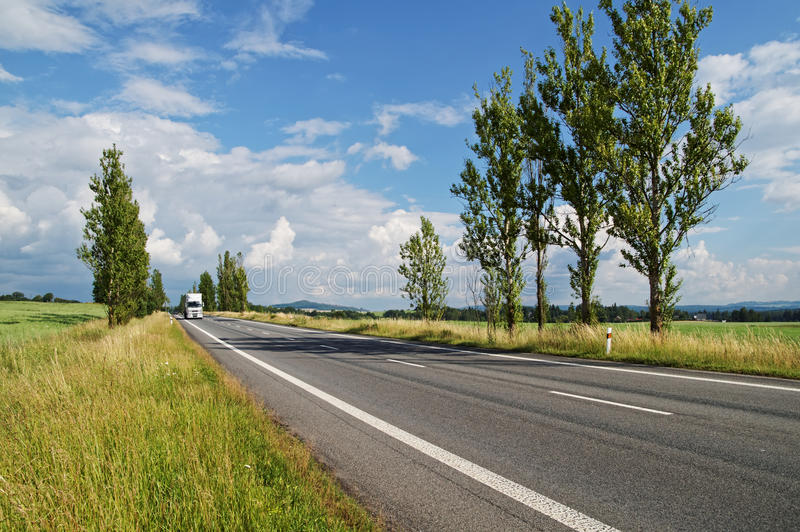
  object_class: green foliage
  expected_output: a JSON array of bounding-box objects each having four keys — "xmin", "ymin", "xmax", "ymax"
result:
[
  {"xmin": 526, "ymin": 4, "xmax": 617, "ymax": 325},
  {"xmin": 147, "ymin": 269, "xmax": 168, "ymax": 313},
  {"xmin": 199, "ymin": 271, "xmax": 216, "ymax": 311},
  {"xmin": 451, "ymin": 68, "xmax": 529, "ymax": 335},
  {"xmin": 76, "ymin": 145, "xmax": 150, "ymax": 328},
  {"xmin": 217, "ymin": 251, "xmax": 249, "ymax": 312},
  {"xmin": 398, "ymin": 216, "xmax": 449, "ymax": 321},
  {"xmin": 600, "ymin": 0, "xmax": 748, "ymax": 334}
]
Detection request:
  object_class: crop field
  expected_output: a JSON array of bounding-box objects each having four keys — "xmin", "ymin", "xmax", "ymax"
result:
[
  {"xmin": 0, "ymin": 300, "xmax": 107, "ymax": 342},
  {"xmin": 0, "ymin": 309, "xmax": 376, "ymax": 529},
  {"xmin": 217, "ymin": 311, "xmax": 800, "ymax": 379}
]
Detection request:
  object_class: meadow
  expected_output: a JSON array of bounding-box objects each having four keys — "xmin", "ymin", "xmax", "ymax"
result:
[
  {"xmin": 216, "ymin": 311, "xmax": 800, "ymax": 379},
  {"xmin": 0, "ymin": 308, "xmax": 377, "ymax": 530},
  {"xmin": 0, "ymin": 300, "xmax": 107, "ymax": 342}
]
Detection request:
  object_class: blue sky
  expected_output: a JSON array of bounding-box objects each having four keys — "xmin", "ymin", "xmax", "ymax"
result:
[{"xmin": 1, "ymin": 0, "xmax": 799, "ymax": 310}]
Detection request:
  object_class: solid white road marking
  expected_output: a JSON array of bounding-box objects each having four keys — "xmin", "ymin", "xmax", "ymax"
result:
[
  {"xmin": 225, "ymin": 318, "xmax": 800, "ymax": 393},
  {"xmin": 549, "ymin": 391, "xmax": 674, "ymax": 416},
  {"xmin": 183, "ymin": 320, "xmax": 618, "ymax": 532},
  {"xmin": 319, "ymin": 344, "xmax": 338, "ymax": 350},
  {"xmin": 387, "ymin": 358, "xmax": 426, "ymax": 368}
]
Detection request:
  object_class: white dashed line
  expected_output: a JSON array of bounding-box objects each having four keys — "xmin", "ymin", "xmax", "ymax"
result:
[
  {"xmin": 387, "ymin": 358, "xmax": 426, "ymax": 368},
  {"xmin": 549, "ymin": 391, "xmax": 674, "ymax": 416},
  {"xmin": 223, "ymin": 318, "xmax": 800, "ymax": 393},
  {"xmin": 319, "ymin": 344, "xmax": 338, "ymax": 350}
]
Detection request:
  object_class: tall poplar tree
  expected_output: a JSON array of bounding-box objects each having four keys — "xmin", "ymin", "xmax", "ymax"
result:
[
  {"xmin": 398, "ymin": 216, "xmax": 449, "ymax": 321},
  {"xmin": 198, "ymin": 270, "xmax": 216, "ymax": 311},
  {"xmin": 148, "ymin": 269, "xmax": 168, "ymax": 313},
  {"xmin": 600, "ymin": 0, "xmax": 748, "ymax": 334},
  {"xmin": 527, "ymin": 4, "xmax": 616, "ymax": 325},
  {"xmin": 452, "ymin": 68, "xmax": 529, "ymax": 335},
  {"xmin": 77, "ymin": 145, "xmax": 149, "ymax": 328},
  {"xmin": 217, "ymin": 251, "xmax": 248, "ymax": 312}
]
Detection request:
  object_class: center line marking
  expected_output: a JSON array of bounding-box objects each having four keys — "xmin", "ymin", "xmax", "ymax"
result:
[
  {"xmin": 387, "ymin": 358, "xmax": 426, "ymax": 368},
  {"xmin": 550, "ymin": 391, "xmax": 673, "ymax": 416},
  {"xmin": 319, "ymin": 344, "xmax": 338, "ymax": 350},
  {"xmin": 183, "ymin": 320, "xmax": 617, "ymax": 532}
]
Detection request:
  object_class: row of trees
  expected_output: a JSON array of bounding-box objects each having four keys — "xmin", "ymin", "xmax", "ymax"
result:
[
  {"xmin": 447, "ymin": 0, "xmax": 746, "ymax": 335},
  {"xmin": 0, "ymin": 292, "xmax": 80, "ymax": 303},
  {"xmin": 181, "ymin": 251, "xmax": 250, "ymax": 314},
  {"xmin": 77, "ymin": 146, "xmax": 167, "ymax": 327}
]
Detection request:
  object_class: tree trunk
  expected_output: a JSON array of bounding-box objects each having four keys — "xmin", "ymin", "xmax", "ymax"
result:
[
  {"xmin": 581, "ymin": 289, "xmax": 591, "ymax": 325},
  {"xmin": 649, "ymin": 272, "xmax": 663, "ymax": 334},
  {"xmin": 536, "ymin": 247, "xmax": 546, "ymax": 331}
]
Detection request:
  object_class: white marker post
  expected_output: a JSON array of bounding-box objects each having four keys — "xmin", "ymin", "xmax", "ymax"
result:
[{"xmin": 606, "ymin": 327, "xmax": 612, "ymax": 354}]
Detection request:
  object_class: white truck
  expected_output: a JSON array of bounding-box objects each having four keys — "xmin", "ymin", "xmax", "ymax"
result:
[{"xmin": 184, "ymin": 292, "xmax": 203, "ymax": 319}]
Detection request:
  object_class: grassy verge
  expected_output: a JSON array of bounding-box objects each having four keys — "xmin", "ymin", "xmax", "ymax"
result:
[
  {"xmin": 0, "ymin": 312, "xmax": 377, "ymax": 530},
  {"xmin": 215, "ymin": 311, "xmax": 800, "ymax": 379},
  {"xmin": 0, "ymin": 301, "xmax": 107, "ymax": 343}
]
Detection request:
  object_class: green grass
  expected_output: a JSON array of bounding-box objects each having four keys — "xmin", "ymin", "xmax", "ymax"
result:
[
  {"xmin": 0, "ymin": 312, "xmax": 378, "ymax": 530},
  {"xmin": 216, "ymin": 311, "xmax": 800, "ymax": 379},
  {"xmin": 0, "ymin": 301, "xmax": 107, "ymax": 342}
]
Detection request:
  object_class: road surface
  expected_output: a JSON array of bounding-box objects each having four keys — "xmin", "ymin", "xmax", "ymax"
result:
[{"xmin": 179, "ymin": 315, "xmax": 800, "ymax": 531}]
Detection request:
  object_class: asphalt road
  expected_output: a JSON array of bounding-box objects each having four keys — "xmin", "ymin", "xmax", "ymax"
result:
[{"xmin": 179, "ymin": 315, "xmax": 800, "ymax": 531}]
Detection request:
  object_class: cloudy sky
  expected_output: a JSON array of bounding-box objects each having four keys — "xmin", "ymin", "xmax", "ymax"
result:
[{"xmin": 1, "ymin": 0, "xmax": 799, "ymax": 310}]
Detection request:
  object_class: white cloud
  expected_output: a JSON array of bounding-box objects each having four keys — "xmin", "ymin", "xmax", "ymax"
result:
[
  {"xmin": 367, "ymin": 209, "xmax": 461, "ymax": 261},
  {"xmin": 373, "ymin": 101, "xmax": 470, "ymax": 136},
  {"xmin": 245, "ymin": 216, "xmax": 296, "ymax": 268},
  {"xmin": 117, "ymin": 78, "xmax": 216, "ymax": 117},
  {"xmin": 181, "ymin": 213, "xmax": 222, "ymax": 256},
  {"xmin": 269, "ymin": 159, "xmax": 346, "ymax": 189},
  {"xmin": 134, "ymin": 188, "xmax": 157, "ymax": 226},
  {"xmin": 0, "ymin": 64, "xmax": 22, "ymax": 83},
  {"xmin": 147, "ymin": 228, "xmax": 183, "ymax": 266},
  {"xmin": 225, "ymin": 3, "xmax": 326, "ymax": 61},
  {"xmin": 76, "ymin": 0, "xmax": 201, "ymax": 25},
  {"xmin": 364, "ymin": 142, "xmax": 418, "ymax": 170},
  {"xmin": 697, "ymin": 39, "xmax": 800, "ymax": 212},
  {"xmin": 51, "ymin": 99, "xmax": 90, "ymax": 115},
  {"xmin": 0, "ymin": 185, "xmax": 31, "ymax": 241},
  {"xmin": 673, "ymin": 240, "xmax": 800, "ymax": 303},
  {"xmin": 346, "ymin": 142, "xmax": 364, "ymax": 155},
  {"xmin": 0, "ymin": 0, "xmax": 96, "ymax": 53},
  {"xmin": 111, "ymin": 42, "xmax": 203, "ymax": 68},
  {"xmin": 282, "ymin": 118, "xmax": 349, "ymax": 144},
  {"xmin": 696, "ymin": 53, "xmax": 748, "ymax": 102},
  {"xmin": 326, "ymin": 72, "xmax": 346, "ymax": 82}
]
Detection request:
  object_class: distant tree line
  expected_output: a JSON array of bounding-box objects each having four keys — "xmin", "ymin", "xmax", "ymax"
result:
[
  {"xmin": 383, "ymin": 304, "xmax": 800, "ymax": 324},
  {"xmin": 0, "ymin": 292, "xmax": 80, "ymax": 303},
  {"xmin": 174, "ymin": 251, "xmax": 250, "ymax": 313},
  {"xmin": 701, "ymin": 308, "xmax": 800, "ymax": 323}
]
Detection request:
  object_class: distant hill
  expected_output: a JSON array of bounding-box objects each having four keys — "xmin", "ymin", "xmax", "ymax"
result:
[{"xmin": 272, "ymin": 300, "xmax": 368, "ymax": 312}]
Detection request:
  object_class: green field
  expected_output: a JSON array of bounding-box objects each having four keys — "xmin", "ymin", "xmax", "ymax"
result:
[
  {"xmin": 0, "ymin": 300, "xmax": 107, "ymax": 342},
  {"xmin": 0, "ymin": 306, "xmax": 377, "ymax": 529},
  {"xmin": 540, "ymin": 320, "xmax": 800, "ymax": 341}
]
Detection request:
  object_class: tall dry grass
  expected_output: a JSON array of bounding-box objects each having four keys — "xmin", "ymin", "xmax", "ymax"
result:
[
  {"xmin": 0, "ymin": 313, "xmax": 376, "ymax": 530},
  {"xmin": 218, "ymin": 311, "xmax": 800, "ymax": 379}
]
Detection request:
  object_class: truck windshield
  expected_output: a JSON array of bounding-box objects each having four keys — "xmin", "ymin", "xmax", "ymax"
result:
[{"xmin": 187, "ymin": 301, "xmax": 201, "ymax": 307}]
